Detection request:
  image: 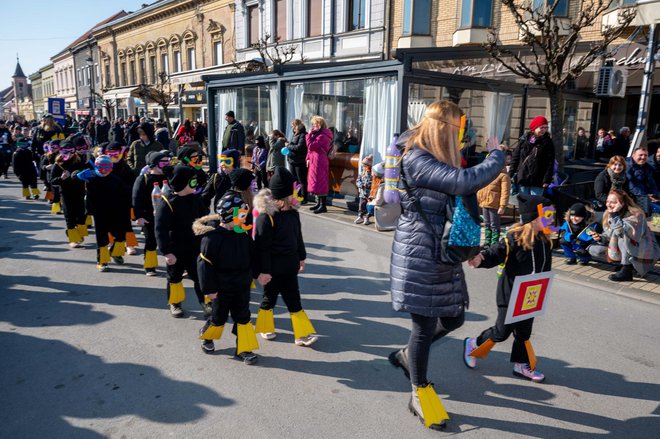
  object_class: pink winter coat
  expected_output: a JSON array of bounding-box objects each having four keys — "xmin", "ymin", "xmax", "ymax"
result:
[{"xmin": 306, "ymin": 128, "xmax": 333, "ymax": 195}]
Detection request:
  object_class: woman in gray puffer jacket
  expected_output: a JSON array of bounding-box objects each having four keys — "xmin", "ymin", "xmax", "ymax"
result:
[{"xmin": 388, "ymin": 101, "xmax": 505, "ymax": 430}]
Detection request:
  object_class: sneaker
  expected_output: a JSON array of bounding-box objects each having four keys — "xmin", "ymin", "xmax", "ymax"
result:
[
  {"xmin": 463, "ymin": 337, "xmax": 477, "ymax": 369},
  {"xmin": 32, "ymin": 195, "xmax": 39, "ymax": 200},
  {"xmin": 112, "ymin": 256, "xmax": 125, "ymax": 265},
  {"xmin": 388, "ymin": 348, "xmax": 410, "ymax": 379},
  {"xmin": 237, "ymin": 351, "xmax": 258, "ymax": 365},
  {"xmin": 201, "ymin": 339, "xmax": 215, "ymax": 354},
  {"xmin": 260, "ymin": 332, "xmax": 277, "ymax": 340},
  {"xmin": 354, "ymin": 216, "xmax": 364, "ymax": 224},
  {"xmin": 513, "ymin": 362, "xmax": 545, "ymax": 382},
  {"xmin": 169, "ymin": 303, "xmax": 184, "ymax": 318},
  {"xmin": 202, "ymin": 302, "xmax": 213, "ymax": 319},
  {"xmin": 363, "ymin": 216, "xmax": 371, "ymax": 225},
  {"xmin": 578, "ymin": 260, "xmax": 590, "ymax": 266},
  {"xmin": 126, "ymin": 247, "xmax": 137, "ymax": 255},
  {"xmin": 294, "ymin": 335, "xmax": 319, "ymax": 347},
  {"xmin": 566, "ymin": 258, "xmax": 577, "ymax": 265},
  {"xmin": 145, "ymin": 268, "xmax": 157, "ymax": 276},
  {"xmin": 97, "ymin": 264, "xmax": 109, "ymax": 272},
  {"xmin": 69, "ymin": 242, "xmax": 82, "ymax": 249}
]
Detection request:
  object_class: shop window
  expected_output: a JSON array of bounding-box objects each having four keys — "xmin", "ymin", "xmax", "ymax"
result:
[
  {"xmin": 248, "ymin": 5, "xmax": 260, "ymax": 45},
  {"xmin": 307, "ymin": 0, "xmax": 323, "ymax": 37},
  {"xmin": 214, "ymin": 41, "xmax": 223, "ymax": 65},
  {"xmin": 348, "ymin": 0, "xmax": 366, "ymax": 31},
  {"xmin": 187, "ymin": 47, "xmax": 196, "ymax": 70},
  {"xmin": 276, "ymin": 0, "xmax": 287, "ymax": 40},
  {"xmin": 173, "ymin": 51, "xmax": 181, "ymax": 73},
  {"xmin": 161, "ymin": 53, "xmax": 169, "ymax": 74},
  {"xmin": 402, "ymin": 0, "xmax": 431, "ymax": 35},
  {"xmin": 533, "ymin": 0, "xmax": 568, "ymax": 16},
  {"xmin": 460, "ymin": 0, "xmax": 493, "ymax": 28}
]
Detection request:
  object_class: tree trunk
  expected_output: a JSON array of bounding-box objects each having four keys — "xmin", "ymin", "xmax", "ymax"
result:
[
  {"xmin": 548, "ymin": 88, "xmax": 565, "ymax": 170},
  {"xmin": 162, "ymin": 104, "xmax": 172, "ymax": 135}
]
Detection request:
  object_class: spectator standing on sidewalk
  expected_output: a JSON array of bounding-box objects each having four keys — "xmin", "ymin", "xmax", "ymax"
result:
[{"xmin": 509, "ymin": 116, "xmax": 555, "ymax": 196}]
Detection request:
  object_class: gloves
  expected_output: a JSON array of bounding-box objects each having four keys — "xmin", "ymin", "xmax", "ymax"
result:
[{"xmin": 75, "ymin": 169, "xmax": 96, "ymax": 183}]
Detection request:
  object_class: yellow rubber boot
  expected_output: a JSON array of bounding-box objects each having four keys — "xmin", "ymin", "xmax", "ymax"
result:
[
  {"xmin": 77, "ymin": 224, "xmax": 89, "ymax": 237},
  {"xmin": 168, "ymin": 282, "xmax": 186, "ymax": 304},
  {"xmin": 31, "ymin": 187, "xmax": 41, "ymax": 197},
  {"xmin": 22, "ymin": 187, "xmax": 30, "ymax": 198},
  {"xmin": 86, "ymin": 215, "xmax": 93, "ymax": 227},
  {"xmin": 290, "ymin": 310, "xmax": 316, "ymax": 340},
  {"xmin": 254, "ymin": 309, "xmax": 275, "ymax": 334},
  {"xmin": 111, "ymin": 241, "xmax": 126, "ymax": 257},
  {"xmin": 66, "ymin": 228, "xmax": 82, "ymax": 244},
  {"xmin": 236, "ymin": 322, "xmax": 259, "ymax": 355},
  {"xmin": 98, "ymin": 246, "xmax": 111, "ymax": 265},
  {"xmin": 144, "ymin": 250, "xmax": 158, "ymax": 269},
  {"xmin": 414, "ymin": 384, "xmax": 450, "ymax": 429},
  {"xmin": 200, "ymin": 324, "xmax": 224, "ymax": 340},
  {"xmin": 51, "ymin": 202, "xmax": 61, "ymax": 214}
]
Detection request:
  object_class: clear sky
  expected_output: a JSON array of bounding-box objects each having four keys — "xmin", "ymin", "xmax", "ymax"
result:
[{"xmin": 0, "ymin": 0, "xmax": 148, "ymax": 90}]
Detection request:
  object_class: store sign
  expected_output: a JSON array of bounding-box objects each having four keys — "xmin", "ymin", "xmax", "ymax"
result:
[
  {"xmin": 180, "ymin": 91, "xmax": 207, "ymax": 105},
  {"xmin": 606, "ymin": 44, "xmax": 660, "ymax": 69},
  {"xmin": 452, "ymin": 62, "xmax": 517, "ymax": 78}
]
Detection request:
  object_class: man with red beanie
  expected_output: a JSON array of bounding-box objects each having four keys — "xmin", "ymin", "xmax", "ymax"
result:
[{"xmin": 509, "ymin": 116, "xmax": 556, "ymax": 196}]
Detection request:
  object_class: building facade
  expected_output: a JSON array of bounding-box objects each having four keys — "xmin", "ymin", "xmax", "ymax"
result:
[
  {"xmin": 28, "ymin": 70, "xmax": 43, "ymax": 120},
  {"xmin": 41, "ymin": 64, "xmax": 56, "ymax": 115},
  {"xmin": 51, "ymin": 49, "xmax": 77, "ymax": 117}
]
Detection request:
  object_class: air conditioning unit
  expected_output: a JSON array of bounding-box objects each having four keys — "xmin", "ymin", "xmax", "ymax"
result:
[{"xmin": 595, "ymin": 66, "xmax": 627, "ymax": 98}]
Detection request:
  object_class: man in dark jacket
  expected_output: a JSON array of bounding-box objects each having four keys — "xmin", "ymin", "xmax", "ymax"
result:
[
  {"xmin": 154, "ymin": 121, "xmax": 171, "ymax": 153},
  {"xmin": 222, "ymin": 111, "xmax": 245, "ymax": 153},
  {"xmin": 0, "ymin": 120, "xmax": 13, "ymax": 178},
  {"xmin": 124, "ymin": 115, "xmax": 140, "ymax": 146},
  {"xmin": 626, "ymin": 146, "xmax": 660, "ymax": 215},
  {"xmin": 96, "ymin": 117, "xmax": 111, "ymax": 144},
  {"xmin": 126, "ymin": 122, "xmax": 163, "ymax": 174},
  {"xmin": 611, "ymin": 126, "xmax": 631, "ymax": 158},
  {"xmin": 509, "ymin": 116, "xmax": 556, "ymax": 196}
]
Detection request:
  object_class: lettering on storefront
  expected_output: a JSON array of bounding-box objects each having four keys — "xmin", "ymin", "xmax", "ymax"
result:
[
  {"xmin": 607, "ymin": 47, "xmax": 648, "ymax": 68},
  {"xmin": 452, "ymin": 63, "xmax": 514, "ymax": 77}
]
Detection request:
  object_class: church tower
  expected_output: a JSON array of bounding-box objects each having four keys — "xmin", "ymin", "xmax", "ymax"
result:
[{"xmin": 12, "ymin": 56, "xmax": 28, "ymax": 109}]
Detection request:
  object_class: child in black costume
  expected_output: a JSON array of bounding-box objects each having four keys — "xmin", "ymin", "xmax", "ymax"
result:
[
  {"xmin": 253, "ymin": 166, "xmax": 319, "ymax": 347},
  {"xmin": 177, "ymin": 146, "xmax": 208, "ymax": 194},
  {"xmin": 12, "ymin": 136, "xmax": 40, "ymax": 200},
  {"xmin": 195, "ymin": 191, "xmax": 259, "ymax": 364},
  {"xmin": 463, "ymin": 194, "xmax": 555, "ymax": 383},
  {"xmin": 74, "ymin": 155, "xmax": 131, "ymax": 271},
  {"xmin": 155, "ymin": 164, "xmax": 210, "ymax": 318},
  {"xmin": 201, "ymin": 149, "xmax": 241, "ymax": 210},
  {"xmin": 133, "ymin": 151, "xmax": 170, "ymax": 275},
  {"xmin": 50, "ymin": 137, "xmax": 91, "ymax": 247}
]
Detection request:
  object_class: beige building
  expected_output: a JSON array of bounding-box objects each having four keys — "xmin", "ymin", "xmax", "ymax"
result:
[
  {"xmin": 41, "ymin": 64, "xmax": 56, "ymax": 114},
  {"xmin": 93, "ymin": 0, "xmax": 235, "ymax": 123}
]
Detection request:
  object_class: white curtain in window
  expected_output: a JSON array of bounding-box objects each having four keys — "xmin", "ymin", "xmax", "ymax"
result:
[
  {"xmin": 216, "ymin": 88, "xmax": 237, "ymax": 148},
  {"xmin": 285, "ymin": 84, "xmax": 305, "ymax": 139},
  {"xmin": 269, "ymin": 85, "xmax": 280, "ymax": 133},
  {"xmin": 360, "ymin": 77, "xmax": 398, "ymax": 171},
  {"xmin": 407, "ymin": 100, "xmax": 427, "ymax": 128},
  {"xmin": 492, "ymin": 93, "xmax": 513, "ymax": 142}
]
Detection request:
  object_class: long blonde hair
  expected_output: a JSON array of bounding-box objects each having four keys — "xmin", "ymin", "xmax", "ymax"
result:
[
  {"xmin": 602, "ymin": 189, "xmax": 643, "ymax": 229},
  {"xmin": 507, "ymin": 222, "xmax": 549, "ymax": 251},
  {"xmin": 404, "ymin": 100, "xmax": 464, "ymax": 167}
]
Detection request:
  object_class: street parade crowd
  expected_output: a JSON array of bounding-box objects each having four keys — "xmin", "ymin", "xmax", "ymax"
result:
[{"xmin": 2, "ymin": 103, "xmax": 659, "ymax": 431}]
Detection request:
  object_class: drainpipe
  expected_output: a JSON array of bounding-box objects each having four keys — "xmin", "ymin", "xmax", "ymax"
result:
[
  {"xmin": 383, "ymin": 0, "xmax": 392, "ymax": 60},
  {"xmin": 630, "ymin": 23, "xmax": 658, "ymax": 155},
  {"xmin": 330, "ymin": 0, "xmax": 336, "ymax": 58}
]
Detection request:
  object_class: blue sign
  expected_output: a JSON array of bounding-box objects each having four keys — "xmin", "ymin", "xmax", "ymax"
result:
[{"xmin": 48, "ymin": 98, "xmax": 66, "ymax": 127}]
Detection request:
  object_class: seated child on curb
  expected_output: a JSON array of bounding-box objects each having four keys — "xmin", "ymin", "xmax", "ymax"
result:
[
  {"xmin": 559, "ymin": 202, "xmax": 603, "ymax": 266},
  {"xmin": 195, "ymin": 191, "xmax": 259, "ymax": 365},
  {"xmin": 355, "ymin": 154, "xmax": 373, "ymax": 225}
]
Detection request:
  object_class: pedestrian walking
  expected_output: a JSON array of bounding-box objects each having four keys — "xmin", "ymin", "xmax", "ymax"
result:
[{"xmin": 12, "ymin": 136, "xmax": 40, "ymax": 200}]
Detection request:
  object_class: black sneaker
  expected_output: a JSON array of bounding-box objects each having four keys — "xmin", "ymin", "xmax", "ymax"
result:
[
  {"xmin": 169, "ymin": 303, "xmax": 184, "ymax": 318},
  {"xmin": 145, "ymin": 268, "xmax": 157, "ymax": 276},
  {"xmin": 237, "ymin": 351, "xmax": 257, "ymax": 365},
  {"xmin": 578, "ymin": 260, "xmax": 590, "ymax": 266},
  {"xmin": 201, "ymin": 339, "xmax": 215, "ymax": 354},
  {"xmin": 112, "ymin": 256, "xmax": 125, "ymax": 265},
  {"xmin": 566, "ymin": 258, "xmax": 577, "ymax": 265}
]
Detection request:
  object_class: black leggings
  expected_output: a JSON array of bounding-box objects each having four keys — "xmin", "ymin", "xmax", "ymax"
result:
[
  {"xmin": 259, "ymin": 272, "xmax": 302, "ymax": 313},
  {"xmin": 476, "ymin": 306, "xmax": 534, "ymax": 364},
  {"xmin": 408, "ymin": 312, "xmax": 465, "ymax": 387},
  {"xmin": 166, "ymin": 253, "xmax": 204, "ymax": 304}
]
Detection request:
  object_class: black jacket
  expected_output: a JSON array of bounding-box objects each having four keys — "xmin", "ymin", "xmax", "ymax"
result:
[
  {"xmin": 201, "ymin": 171, "xmax": 232, "ymax": 211},
  {"xmin": 223, "ymin": 121, "xmax": 246, "ymax": 153},
  {"xmin": 390, "ymin": 144, "xmax": 505, "ymax": 318},
  {"xmin": 509, "ymin": 133, "xmax": 555, "ymax": 187},
  {"xmin": 85, "ymin": 173, "xmax": 131, "ymax": 222},
  {"xmin": 12, "ymin": 148, "xmax": 36, "ymax": 179},
  {"xmin": 96, "ymin": 121, "xmax": 110, "ymax": 144},
  {"xmin": 49, "ymin": 155, "xmax": 89, "ymax": 199},
  {"xmin": 133, "ymin": 172, "xmax": 167, "ymax": 222},
  {"xmin": 194, "ymin": 215, "xmax": 255, "ymax": 294},
  {"xmin": 110, "ymin": 125, "xmax": 126, "ymax": 146},
  {"xmin": 479, "ymin": 234, "xmax": 552, "ymax": 307},
  {"xmin": 287, "ymin": 128, "xmax": 308, "ymax": 165},
  {"xmin": 594, "ymin": 169, "xmax": 630, "ymax": 204},
  {"xmin": 155, "ymin": 192, "xmax": 209, "ymax": 256}
]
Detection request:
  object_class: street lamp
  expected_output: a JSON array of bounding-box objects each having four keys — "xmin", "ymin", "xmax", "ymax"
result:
[{"xmin": 86, "ymin": 56, "xmax": 95, "ymax": 117}]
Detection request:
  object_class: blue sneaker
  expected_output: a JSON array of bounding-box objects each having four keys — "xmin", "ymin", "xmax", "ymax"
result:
[{"xmin": 463, "ymin": 337, "xmax": 477, "ymax": 369}]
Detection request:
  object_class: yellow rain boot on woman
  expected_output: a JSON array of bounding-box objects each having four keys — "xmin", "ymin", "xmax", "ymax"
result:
[
  {"xmin": 290, "ymin": 310, "xmax": 318, "ymax": 347},
  {"xmin": 410, "ymin": 383, "xmax": 449, "ymax": 430},
  {"xmin": 77, "ymin": 224, "xmax": 88, "ymax": 238},
  {"xmin": 51, "ymin": 202, "xmax": 61, "ymax": 214},
  {"xmin": 30, "ymin": 187, "xmax": 41, "ymax": 200},
  {"xmin": 21, "ymin": 187, "xmax": 30, "ymax": 200},
  {"xmin": 236, "ymin": 322, "xmax": 259, "ymax": 365},
  {"xmin": 255, "ymin": 308, "xmax": 276, "ymax": 340}
]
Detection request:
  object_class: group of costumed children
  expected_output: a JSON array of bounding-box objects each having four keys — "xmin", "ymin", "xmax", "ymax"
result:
[{"xmin": 39, "ymin": 135, "xmax": 318, "ymax": 365}]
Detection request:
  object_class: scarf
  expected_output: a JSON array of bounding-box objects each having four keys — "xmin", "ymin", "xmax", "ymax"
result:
[{"xmin": 607, "ymin": 167, "xmax": 626, "ymax": 190}]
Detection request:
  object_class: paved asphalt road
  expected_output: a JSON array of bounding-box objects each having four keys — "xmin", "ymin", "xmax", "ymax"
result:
[{"xmin": 1, "ymin": 177, "xmax": 659, "ymax": 438}]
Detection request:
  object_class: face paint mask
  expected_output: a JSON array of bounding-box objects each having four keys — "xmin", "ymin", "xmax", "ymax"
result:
[
  {"xmin": 292, "ymin": 182, "xmax": 304, "ymax": 207},
  {"xmin": 188, "ymin": 177, "xmax": 198, "ymax": 189},
  {"xmin": 232, "ymin": 206, "xmax": 253, "ymax": 234},
  {"xmin": 60, "ymin": 148, "xmax": 76, "ymax": 161},
  {"xmin": 95, "ymin": 163, "xmax": 113, "ymax": 177},
  {"xmin": 157, "ymin": 159, "xmax": 171, "ymax": 169},
  {"xmin": 537, "ymin": 204, "xmax": 559, "ymax": 234},
  {"xmin": 107, "ymin": 148, "xmax": 126, "ymax": 163},
  {"xmin": 218, "ymin": 155, "xmax": 234, "ymax": 172}
]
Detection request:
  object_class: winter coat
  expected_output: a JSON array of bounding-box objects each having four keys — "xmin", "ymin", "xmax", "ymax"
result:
[
  {"xmin": 478, "ymin": 233, "xmax": 553, "ymax": 307},
  {"xmin": 600, "ymin": 209, "xmax": 660, "ymax": 276},
  {"xmin": 201, "ymin": 171, "xmax": 232, "ymax": 211},
  {"xmin": 251, "ymin": 145, "xmax": 268, "ymax": 171},
  {"xmin": 49, "ymin": 155, "xmax": 89, "ymax": 201},
  {"xmin": 390, "ymin": 146, "xmax": 505, "ymax": 317},
  {"xmin": 612, "ymin": 135, "xmax": 631, "ymax": 158},
  {"xmin": 127, "ymin": 140, "xmax": 164, "ymax": 172},
  {"xmin": 509, "ymin": 132, "xmax": 555, "ymax": 187},
  {"xmin": 110, "ymin": 125, "xmax": 125, "ymax": 146},
  {"xmin": 155, "ymin": 192, "xmax": 209, "ymax": 257},
  {"xmin": 193, "ymin": 214, "xmax": 256, "ymax": 294},
  {"xmin": 648, "ymin": 153, "xmax": 660, "ymax": 189},
  {"xmin": 222, "ymin": 121, "xmax": 246, "ymax": 153},
  {"xmin": 356, "ymin": 170, "xmax": 372, "ymax": 199},
  {"xmin": 12, "ymin": 147, "xmax": 36, "ymax": 180},
  {"xmin": 305, "ymin": 128, "xmax": 333, "ymax": 195},
  {"xmin": 96, "ymin": 121, "xmax": 110, "ymax": 144},
  {"xmin": 85, "ymin": 173, "xmax": 131, "ymax": 222},
  {"xmin": 594, "ymin": 169, "xmax": 630, "ymax": 204},
  {"xmin": 125, "ymin": 122, "xmax": 140, "ymax": 146},
  {"xmin": 477, "ymin": 167, "xmax": 511, "ymax": 209},
  {"xmin": 266, "ymin": 137, "xmax": 286, "ymax": 172},
  {"xmin": 253, "ymin": 190, "xmax": 306, "ymax": 276},
  {"xmin": 155, "ymin": 128, "xmax": 170, "ymax": 151},
  {"xmin": 287, "ymin": 128, "xmax": 308, "ymax": 166},
  {"xmin": 132, "ymin": 172, "xmax": 167, "ymax": 222},
  {"xmin": 625, "ymin": 158, "xmax": 659, "ymax": 198},
  {"xmin": 559, "ymin": 220, "xmax": 603, "ymax": 251},
  {"xmin": 31, "ymin": 125, "xmax": 63, "ymax": 157}
]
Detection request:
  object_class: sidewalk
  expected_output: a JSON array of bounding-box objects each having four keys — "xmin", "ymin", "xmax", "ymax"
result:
[{"xmin": 304, "ymin": 203, "xmax": 660, "ymax": 298}]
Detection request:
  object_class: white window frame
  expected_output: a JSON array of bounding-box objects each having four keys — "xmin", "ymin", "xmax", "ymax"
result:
[{"xmin": 188, "ymin": 47, "xmax": 196, "ymax": 70}]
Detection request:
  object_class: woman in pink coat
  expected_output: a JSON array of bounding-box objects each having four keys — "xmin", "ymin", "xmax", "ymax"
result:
[{"xmin": 305, "ymin": 116, "xmax": 333, "ymax": 214}]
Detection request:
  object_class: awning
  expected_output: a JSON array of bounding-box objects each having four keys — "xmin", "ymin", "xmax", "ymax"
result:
[{"xmin": 102, "ymin": 86, "xmax": 140, "ymax": 100}]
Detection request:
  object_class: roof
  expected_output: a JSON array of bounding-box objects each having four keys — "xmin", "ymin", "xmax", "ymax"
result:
[
  {"xmin": 13, "ymin": 61, "xmax": 25, "ymax": 78},
  {"xmin": 51, "ymin": 10, "xmax": 128, "ymax": 59}
]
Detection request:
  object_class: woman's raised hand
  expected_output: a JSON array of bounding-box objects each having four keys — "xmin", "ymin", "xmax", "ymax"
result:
[{"xmin": 486, "ymin": 136, "xmax": 503, "ymax": 153}]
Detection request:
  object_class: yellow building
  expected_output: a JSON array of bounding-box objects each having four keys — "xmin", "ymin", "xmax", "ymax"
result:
[{"xmin": 93, "ymin": 0, "xmax": 235, "ymax": 123}]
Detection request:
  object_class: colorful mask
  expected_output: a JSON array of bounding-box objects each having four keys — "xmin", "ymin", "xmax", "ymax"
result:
[
  {"xmin": 94, "ymin": 155, "xmax": 113, "ymax": 177},
  {"xmin": 232, "ymin": 206, "xmax": 253, "ymax": 234},
  {"xmin": 292, "ymin": 182, "xmax": 304, "ymax": 206},
  {"xmin": 537, "ymin": 204, "xmax": 559, "ymax": 234},
  {"xmin": 185, "ymin": 154, "xmax": 203, "ymax": 170},
  {"xmin": 60, "ymin": 147, "xmax": 76, "ymax": 161},
  {"xmin": 157, "ymin": 158, "xmax": 171, "ymax": 169},
  {"xmin": 106, "ymin": 147, "xmax": 127, "ymax": 163},
  {"xmin": 188, "ymin": 177, "xmax": 198, "ymax": 189},
  {"xmin": 218, "ymin": 155, "xmax": 234, "ymax": 171}
]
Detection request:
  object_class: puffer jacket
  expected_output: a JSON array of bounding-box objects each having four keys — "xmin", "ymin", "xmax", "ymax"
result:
[
  {"xmin": 476, "ymin": 167, "xmax": 510, "ymax": 209},
  {"xmin": 287, "ymin": 128, "xmax": 307, "ymax": 166},
  {"xmin": 390, "ymin": 145, "xmax": 505, "ymax": 317}
]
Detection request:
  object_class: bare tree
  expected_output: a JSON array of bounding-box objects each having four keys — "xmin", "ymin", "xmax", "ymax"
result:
[
  {"xmin": 95, "ymin": 86, "xmax": 117, "ymax": 120},
  {"xmin": 232, "ymin": 33, "xmax": 303, "ymax": 73},
  {"xmin": 485, "ymin": 0, "xmax": 635, "ymax": 165},
  {"xmin": 141, "ymin": 72, "xmax": 176, "ymax": 134}
]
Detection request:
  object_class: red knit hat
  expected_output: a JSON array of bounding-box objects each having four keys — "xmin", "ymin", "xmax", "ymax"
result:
[{"xmin": 529, "ymin": 116, "xmax": 549, "ymax": 131}]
